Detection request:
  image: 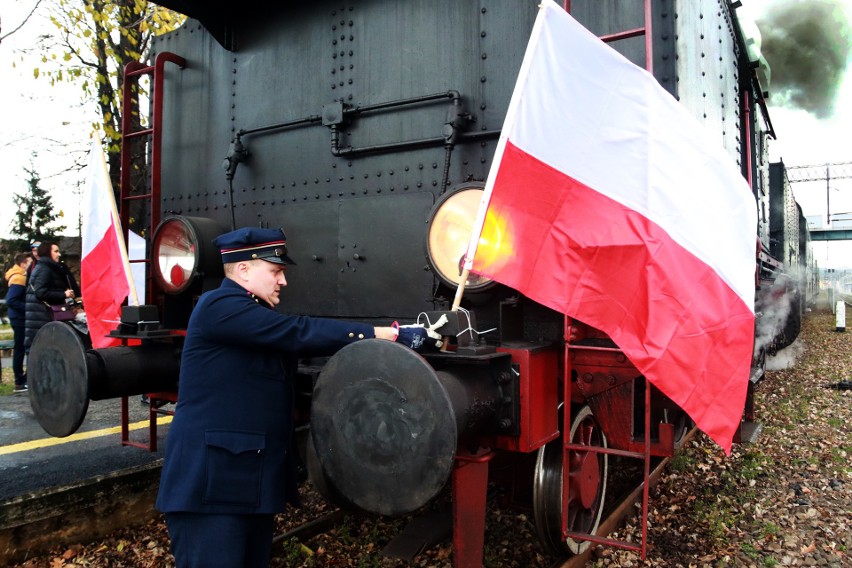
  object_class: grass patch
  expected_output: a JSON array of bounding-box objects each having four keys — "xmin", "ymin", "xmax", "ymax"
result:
[
  {"xmin": 831, "ymin": 446, "xmax": 852, "ymax": 471},
  {"xmin": 0, "ymin": 324, "xmax": 22, "ymax": 394},
  {"xmin": 739, "ymin": 449, "xmax": 769, "ymax": 480},
  {"xmin": 761, "ymin": 522, "xmax": 780, "ymax": 539},
  {"xmin": 1, "ymin": 365, "xmax": 15, "ymax": 395},
  {"xmin": 669, "ymin": 450, "xmax": 694, "ymax": 472},
  {"xmin": 740, "ymin": 542, "xmax": 759, "ymax": 559},
  {"xmin": 277, "ymin": 537, "xmax": 315, "ymax": 566}
]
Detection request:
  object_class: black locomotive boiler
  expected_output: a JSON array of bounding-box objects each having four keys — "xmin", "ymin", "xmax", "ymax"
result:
[{"xmin": 27, "ymin": 1, "xmax": 815, "ymax": 565}]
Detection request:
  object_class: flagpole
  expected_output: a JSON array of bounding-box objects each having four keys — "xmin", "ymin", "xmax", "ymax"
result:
[
  {"xmin": 451, "ymin": 268, "xmax": 471, "ymax": 311},
  {"xmin": 94, "ymin": 142, "xmax": 140, "ymax": 306},
  {"xmin": 109, "ymin": 194, "xmax": 140, "ymax": 307}
]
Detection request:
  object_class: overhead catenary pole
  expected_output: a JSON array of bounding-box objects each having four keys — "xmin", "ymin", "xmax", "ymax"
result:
[{"xmin": 786, "ymin": 161, "xmax": 852, "ymax": 226}]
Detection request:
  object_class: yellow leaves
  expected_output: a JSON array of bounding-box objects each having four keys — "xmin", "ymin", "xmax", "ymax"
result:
[
  {"xmin": 300, "ymin": 543, "xmax": 314, "ymax": 556},
  {"xmin": 33, "ymin": 68, "xmax": 41, "ymax": 79}
]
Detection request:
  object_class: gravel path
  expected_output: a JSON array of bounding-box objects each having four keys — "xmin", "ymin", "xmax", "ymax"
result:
[{"xmin": 9, "ymin": 300, "xmax": 851, "ymax": 567}]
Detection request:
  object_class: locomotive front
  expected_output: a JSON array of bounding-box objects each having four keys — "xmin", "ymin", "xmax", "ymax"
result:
[
  {"xmin": 26, "ymin": 1, "xmax": 793, "ymax": 565},
  {"xmin": 139, "ymin": 0, "xmax": 543, "ymax": 521}
]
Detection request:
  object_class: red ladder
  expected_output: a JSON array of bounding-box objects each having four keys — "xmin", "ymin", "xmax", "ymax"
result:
[
  {"xmin": 560, "ymin": 0, "xmax": 654, "ymax": 559},
  {"xmin": 118, "ymin": 51, "xmax": 186, "ymax": 305},
  {"xmin": 117, "ymin": 51, "xmax": 185, "ymax": 451}
]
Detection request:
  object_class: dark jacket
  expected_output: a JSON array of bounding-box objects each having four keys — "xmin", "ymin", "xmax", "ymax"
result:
[
  {"xmin": 4, "ymin": 265, "xmax": 27, "ymax": 326},
  {"xmin": 24, "ymin": 259, "xmax": 81, "ymax": 348},
  {"xmin": 156, "ymin": 277, "xmax": 377, "ymax": 515}
]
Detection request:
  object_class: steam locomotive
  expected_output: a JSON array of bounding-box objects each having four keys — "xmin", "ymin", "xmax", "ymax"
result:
[{"xmin": 28, "ymin": 0, "xmax": 816, "ymax": 565}]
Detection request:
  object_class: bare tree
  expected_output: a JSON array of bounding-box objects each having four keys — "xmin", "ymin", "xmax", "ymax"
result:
[{"xmin": 0, "ymin": 0, "xmax": 45, "ymax": 45}]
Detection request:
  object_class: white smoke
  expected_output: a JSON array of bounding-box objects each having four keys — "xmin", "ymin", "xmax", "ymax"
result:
[
  {"xmin": 766, "ymin": 336, "xmax": 804, "ymax": 370},
  {"xmin": 753, "ymin": 273, "xmax": 796, "ymax": 355}
]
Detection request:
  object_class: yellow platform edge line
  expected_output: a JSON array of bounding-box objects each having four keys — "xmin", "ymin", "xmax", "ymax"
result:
[{"xmin": 0, "ymin": 415, "xmax": 174, "ymax": 455}]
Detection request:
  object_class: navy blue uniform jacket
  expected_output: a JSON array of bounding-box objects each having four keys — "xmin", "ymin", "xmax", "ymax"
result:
[{"xmin": 156, "ymin": 278, "xmax": 376, "ymax": 515}]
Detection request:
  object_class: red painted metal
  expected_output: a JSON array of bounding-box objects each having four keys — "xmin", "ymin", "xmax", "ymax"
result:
[
  {"xmin": 743, "ymin": 94, "xmax": 754, "ymax": 190},
  {"xmin": 118, "ymin": 52, "xmax": 186, "ymax": 303},
  {"xmin": 117, "ymin": 53, "xmax": 184, "ymax": 451},
  {"xmin": 487, "ymin": 345, "xmax": 560, "ymax": 452},
  {"xmin": 119, "ymin": 392, "xmax": 176, "ymax": 451},
  {"xmin": 452, "ymin": 448, "xmax": 494, "ymax": 568},
  {"xmin": 643, "ymin": 0, "xmax": 653, "ymax": 73}
]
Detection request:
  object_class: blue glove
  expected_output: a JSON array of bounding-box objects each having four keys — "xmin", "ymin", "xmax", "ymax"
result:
[{"xmin": 393, "ymin": 322, "xmax": 443, "ymax": 351}]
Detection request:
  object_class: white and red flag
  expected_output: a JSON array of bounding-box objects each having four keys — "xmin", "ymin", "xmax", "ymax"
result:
[
  {"xmin": 465, "ymin": 1, "xmax": 757, "ymax": 453},
  {"xmin": 81, "ymin": 141, "xmax": 138, "ymax": 349}
]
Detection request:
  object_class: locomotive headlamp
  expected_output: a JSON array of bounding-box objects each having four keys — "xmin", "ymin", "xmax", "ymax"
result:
[
  {"xmin": 152, "ymin": 216, "xmax": 224, "ymax": 294},
  {"xmin": 426, "ymin": 184, "xmax": 495, "ymax": 291}
]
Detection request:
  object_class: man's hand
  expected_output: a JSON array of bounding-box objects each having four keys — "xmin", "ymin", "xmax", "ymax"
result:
[{"xmin": 394, "ymin": 322, "xmax": 443, "ymax": 351}]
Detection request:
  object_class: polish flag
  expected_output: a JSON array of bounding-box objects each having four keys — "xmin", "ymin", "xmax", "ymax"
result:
[
  {"xmin": 465, "ymin": 1, "xmax": 757, "ymax": 453},
  {"xmin": 81, "ymin": 141, "xmax": 138, "ymax": 349}
]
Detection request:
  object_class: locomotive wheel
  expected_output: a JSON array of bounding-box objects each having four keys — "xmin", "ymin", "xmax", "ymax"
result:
[{"xmin": 533, "ymin": 404, "xmax": 608, "ymax": 556}]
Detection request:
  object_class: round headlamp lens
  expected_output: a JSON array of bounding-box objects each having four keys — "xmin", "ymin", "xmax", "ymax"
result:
[
  {"xmin": 426, "ymin": 185, "xmax": 494, "ymax": 290},
  {"xmin": 153, "ymin": 218, "xmax": 199, "ymax": 294}
]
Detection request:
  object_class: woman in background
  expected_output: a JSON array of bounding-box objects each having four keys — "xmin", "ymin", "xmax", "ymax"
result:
[{"xmin": 24, "ymin": 242, "xmax": 80, "ymax": 350}]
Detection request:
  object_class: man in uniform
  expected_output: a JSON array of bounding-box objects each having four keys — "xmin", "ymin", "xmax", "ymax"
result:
[{"xmin": 156, "ymin": 227, "xmax": 426, "ymax": 567}]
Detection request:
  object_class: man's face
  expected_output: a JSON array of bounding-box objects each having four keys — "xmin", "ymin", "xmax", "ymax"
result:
[
  {"xmin": 240, "ymin": 259, "xmax": 287, "ymax": 306},
  {"xmin": 50, "ymin": 245, "xmax": 61, "ymax": 262}
]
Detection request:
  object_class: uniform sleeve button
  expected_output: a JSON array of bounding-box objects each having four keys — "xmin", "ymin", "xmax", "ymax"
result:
[
  {"xmin": 358, "ymin": 333, "xmax": 365, "ymax": 339},
  {"xmin": 348, "ymin": 332, "xmax": 355, "ymax": 338}
]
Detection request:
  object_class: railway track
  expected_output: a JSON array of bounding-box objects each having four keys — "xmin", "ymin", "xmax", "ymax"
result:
[
  {"xmin": 278, "ymin": 427, "xmax": 697, "ymax": 566},
  {"xmin": 553, "ymin": 448, "xmax": 681, "ymax": 568},
  {"xmin": 2, "ymin": 427, "xmax": 695, "ymax": 567}
]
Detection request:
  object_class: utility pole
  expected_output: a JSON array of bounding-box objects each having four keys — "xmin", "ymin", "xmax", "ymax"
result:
[{"xmin": 786, "ymin": 162, "xmax": 852, "ymax": 226}]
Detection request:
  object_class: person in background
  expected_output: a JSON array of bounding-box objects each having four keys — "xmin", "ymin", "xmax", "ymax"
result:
[
  {"xmin": 25, "ymin": 241, "xmax": 41, "ymax": 283},
  {"xmin": 155, "ymin": 227, "xmax": 428, "ymax": 568},
  {"xmin": 24, "ymin": 242, "xmax": 80, "ymax": 351},
  {"xmin": 5, "ymin": 252, "xmax": 32, "ymax": 392}
]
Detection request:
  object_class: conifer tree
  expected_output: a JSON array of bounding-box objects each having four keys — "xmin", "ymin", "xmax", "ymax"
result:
[{"xmin": 10, "ymin": 162, "xmax": 66, "ymax": 244}]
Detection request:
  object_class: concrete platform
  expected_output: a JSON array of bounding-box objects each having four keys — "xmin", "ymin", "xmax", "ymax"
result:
[{"xmin": 0, "ymin": 390, "xmax": 172, "ymax": 564}]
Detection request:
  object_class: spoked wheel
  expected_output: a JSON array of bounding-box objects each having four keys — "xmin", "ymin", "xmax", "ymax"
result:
[{"xmin": 533, "ymin": 404, "xmax": 608, "ymax": 556}]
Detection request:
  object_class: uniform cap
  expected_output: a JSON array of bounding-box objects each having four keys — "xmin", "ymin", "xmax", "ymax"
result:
[
  {"xmin": 30, "ymin": 241, "xmax": 41, "ymax": 249},
  {"xmin": 213, "ymin": 227, "xmax": 296, "ymax": 265}
]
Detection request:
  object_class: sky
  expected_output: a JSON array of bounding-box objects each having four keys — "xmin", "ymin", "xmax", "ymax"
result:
[{"xmin": 1, "ymin": 0, "xmax": 851, "ymax": 268}]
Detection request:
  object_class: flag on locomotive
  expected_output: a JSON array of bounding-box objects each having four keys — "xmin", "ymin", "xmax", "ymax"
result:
[
  {"xmin": 81, "ymin": 141, "xmax": 138, "ymax": 349},
  {"xmin": 465, "ymin": 0, "xmax": 757, "ymax": 454}
]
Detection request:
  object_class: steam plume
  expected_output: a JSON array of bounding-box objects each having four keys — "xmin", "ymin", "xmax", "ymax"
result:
[{"xmin": 756, "ymin": 0, "xmax": 852, "ymax": 118}]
